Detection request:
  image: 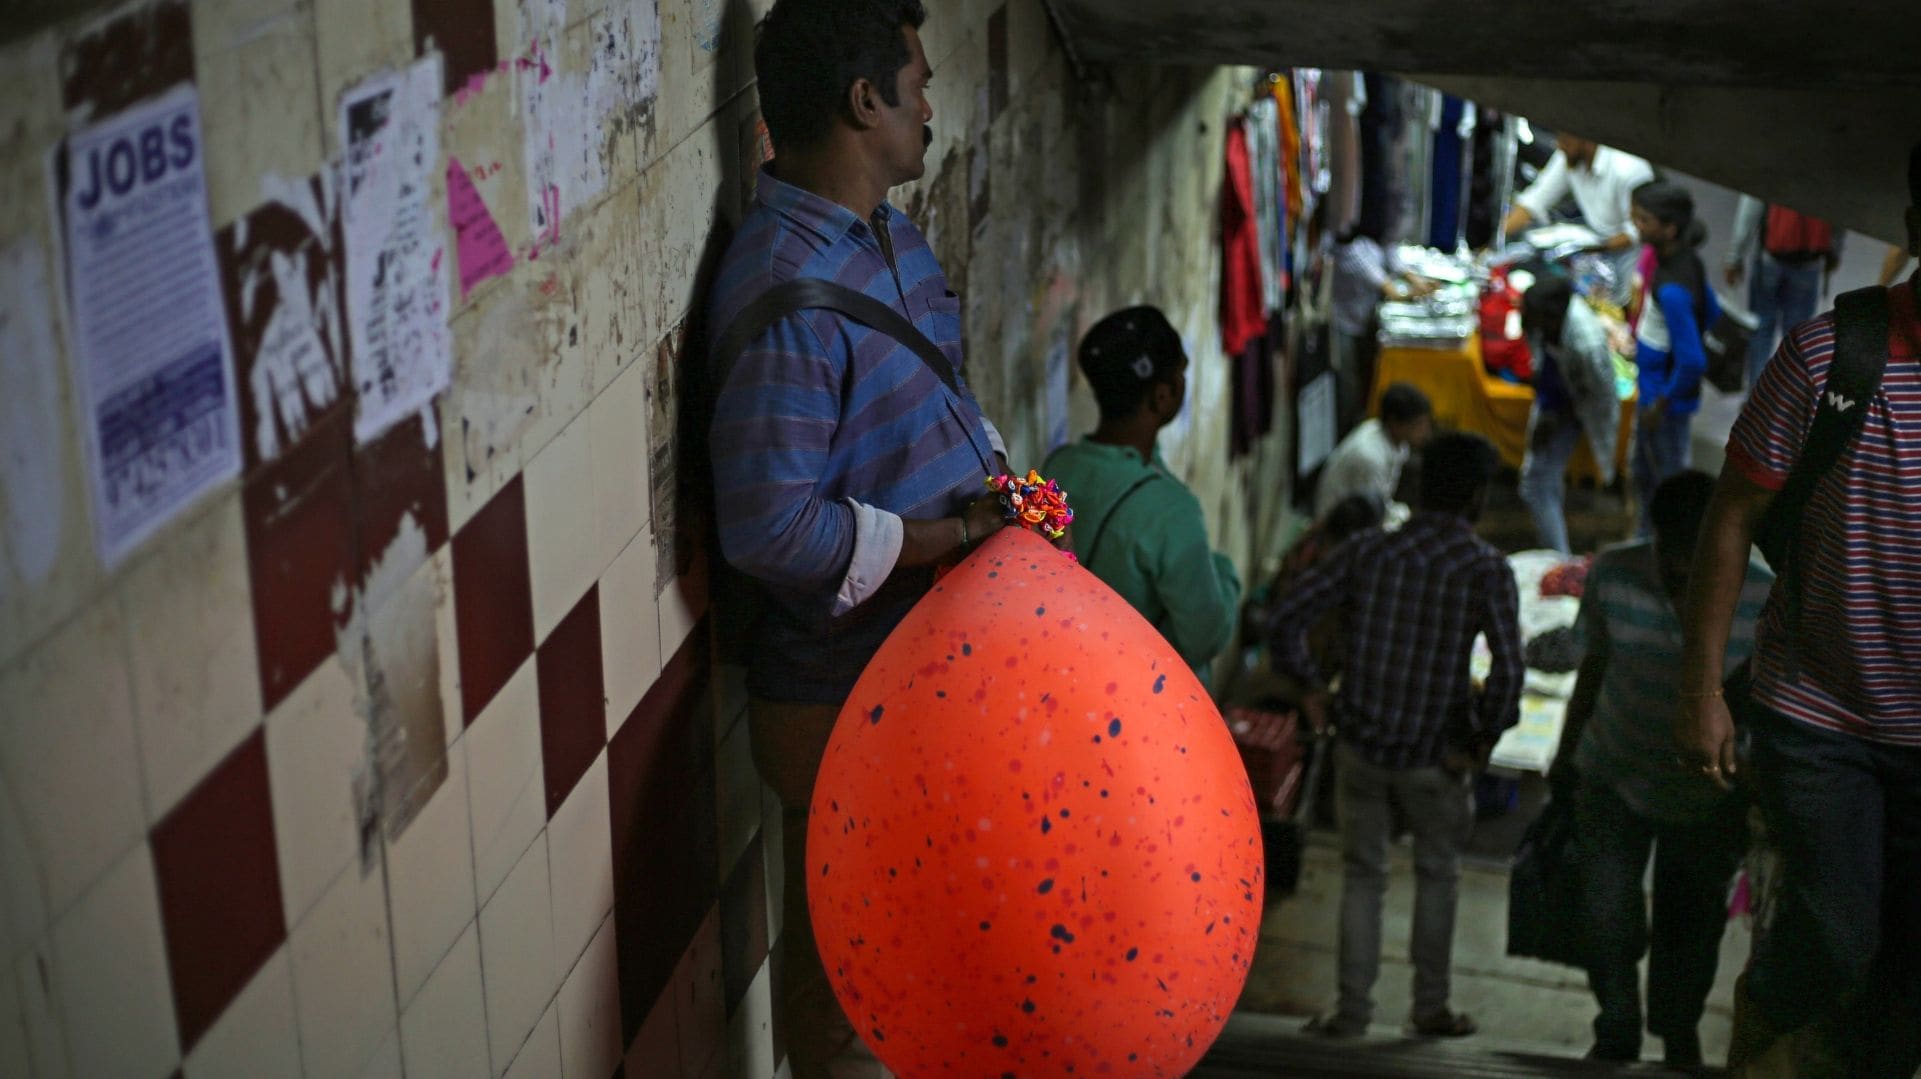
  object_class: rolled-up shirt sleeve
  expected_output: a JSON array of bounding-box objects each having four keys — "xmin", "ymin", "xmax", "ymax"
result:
[
  {"xmin": 1514, "ymin": 151, "xmax": 1570, "ymax": 225},
  {"xmin": 980, "ymin": 415, "xmax": 1008, "ymax": 461},
  {"xmin": 1727, "ymin": 316, "xmax": 1823, "ymax": 490},
  {"xmin": 711, "ymin": 314, "xmax": 868, "ymax": 599}
]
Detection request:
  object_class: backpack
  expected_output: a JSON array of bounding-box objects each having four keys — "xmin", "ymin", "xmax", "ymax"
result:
[{"xmin": 1763, "ymin": 206, "xmax": 1835, "ymax": 259}]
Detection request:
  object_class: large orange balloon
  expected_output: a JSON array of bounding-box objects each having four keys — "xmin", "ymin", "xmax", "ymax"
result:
[{"xmin": 809, "ymin": 526, "xmax": 1262, "ymax": 1077}]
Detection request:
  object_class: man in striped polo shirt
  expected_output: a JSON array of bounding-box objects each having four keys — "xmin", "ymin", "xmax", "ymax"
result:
[
  {"xmin": 1554, "ymin": 471, "xmax": 1773, "ymax": 1069},
  {"xmin": 706, "ymin": 2, "xmax": 1012, "ymax": 1073},
  {"xmin": 1677, "ymin": 144, "xmax": 1921, "ymax": 1077}
]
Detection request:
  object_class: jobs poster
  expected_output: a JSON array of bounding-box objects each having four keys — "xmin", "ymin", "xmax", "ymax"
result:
[{"xmin": 59, "ymin": 83, "xmax": 240, "ymax": 567}]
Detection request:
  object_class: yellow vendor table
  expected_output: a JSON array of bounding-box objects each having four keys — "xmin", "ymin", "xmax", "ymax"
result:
[{"xmin": 1367, "ymin": 335, "xmax": 1633, "ymax": 483}]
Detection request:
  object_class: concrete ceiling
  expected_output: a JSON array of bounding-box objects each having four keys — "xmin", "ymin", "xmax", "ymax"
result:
[
  {"xmin": 1049, "ymin": 0, "xmax": 1921, "ymax": 243},
  {"xmin": 1047, "ymin": 0, "xmax": 1921, "ymax": 89}
]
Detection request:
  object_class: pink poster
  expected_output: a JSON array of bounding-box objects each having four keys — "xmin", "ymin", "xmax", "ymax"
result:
[{"xmin": 447, "ymin": 157, "xmax": 513, "ymax": 299}]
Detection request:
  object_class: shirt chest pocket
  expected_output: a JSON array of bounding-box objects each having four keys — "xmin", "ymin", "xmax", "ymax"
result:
[{"xmin": 921, "ymin": 292, "xmax": 965, "ymax": 371}]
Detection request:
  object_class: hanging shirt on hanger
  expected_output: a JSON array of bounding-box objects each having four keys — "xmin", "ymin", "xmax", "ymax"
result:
[{"xmin": 1222, "ymin": 119, "xmax": 1267, "ymax": 356}]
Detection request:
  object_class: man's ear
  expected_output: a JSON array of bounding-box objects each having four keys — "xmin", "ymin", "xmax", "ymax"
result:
[{"xmin": 846, "ymin": 76, "xmax": 882, "ymax": 132}]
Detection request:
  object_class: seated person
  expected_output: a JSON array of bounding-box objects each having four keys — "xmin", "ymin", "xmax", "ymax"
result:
[{"xmin": 1314, "ymin": 383, "xmax": 1434, "ymax": 524}]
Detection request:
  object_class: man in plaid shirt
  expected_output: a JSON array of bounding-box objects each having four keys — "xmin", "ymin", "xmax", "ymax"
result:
[{"xmin": 1270, "ymin": 432, "xmax": 1525, "ymax": 1039}]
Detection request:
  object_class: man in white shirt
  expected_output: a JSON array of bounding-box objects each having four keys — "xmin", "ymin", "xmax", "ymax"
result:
[
  {"xmin": 1315, "ymin": 383, "xmax": 1434, "ymax": 522},
  {"xmin": 1503, "ymin": 134, "xmax": 1655, "ymax": 302}
]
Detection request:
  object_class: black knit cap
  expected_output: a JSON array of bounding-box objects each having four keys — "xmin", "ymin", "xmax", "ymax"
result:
[{"xmin": 1078, "ymin": 305, "xmax": 1185, "ymax": 416}]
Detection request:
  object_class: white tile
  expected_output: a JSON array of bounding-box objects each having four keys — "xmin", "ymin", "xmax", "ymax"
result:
[
  {"xmin": 727, "ymin": 955, "xmax": 777, "ymax": 1079},
  {"xmin": 464, "ymin": 660, "xmax": 544, "ymax": 905},
  {"xmin": 288, "ymin": 860, "xmax": 398, "ymax": 1079},
  {"xmin": 546, "ymin": 755, "xmax": 611, "ymax": 972},
  {"xmin": 0, "ymin": 765, "xmax": 48, "ymax": 962},
  {"xmin": 479, "ymin": 835, "xmax": 555, "ymax": 1075},
  {"xmin": 193, "ymin": 2, "xmax": 325, "ymax": 228},
  {"xmin": 51, "ymin": 844, "xmax": 180, "ymax": 1078},
  {"xmin": 184, "ymin": 947, "xmax": 302, "ymax": 1079},
  {"xmin": 0, "ymin": 594, "xmax": 146, "ymax": 919},
  {"xmin": 10, "ymin": 938, "xmax": 68, "ymax": 1078},
  {"xmin": 119, "ymin": 492, "xmax": 265, "ymax": 823},
  {"xmin": 714, "ymin": 720, "xmax": 759, "ymax": 885},
  {"xmin": 556, "ymin": 914, "xmax": 619, "ymax": 1079},
  {"xmin": 399, "ymin": 922, "xmax": 490, "ymax": 1079},
  {"xmin": 501, "ymin": 1002, "xmax": 560, "ymax": 1079},
  {"xmin": 656, "ymin": 563, "xmax": 705, "ymax": 673},
  {"xmin": 588, "ymin": 362, "xmax": 651, "ymax": 574},
  {"xmin": 598, "ymin": 530, "xmax": 661, "ymax": 739},
  {"xmin": 0, "ymin": 944, "xmax": 29, "ymax": 1078},
  {"xmin": 355, "ymin": 1025, "xmax": 403, "ymax": 1079},
  {"xmin": 264, "ymin": 657, "xmax": 366, "ymax": 929},
  {"xmin": 673, "ymin": 909, "xmax": 725, "ymax": 1079},
  {"xmin": 523, "ymin": 413, "xmax": 598, "ymax": 643},
  {"xmin": 388, "ymin": 740, "xmax": 477, "ymax": 1007},
  {"xmin": 761, "ymin": 783, "xmax": 785, "ymax": 947}
]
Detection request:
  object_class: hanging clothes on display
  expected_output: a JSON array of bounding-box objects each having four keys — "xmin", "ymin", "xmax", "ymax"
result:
[
  {"xmin": 1323, "ymin": 72, "xmax": 1362, "ymax": 239},
  {"xmin": 1247, "ymin": 95, "xmax": 1286, "ymax": 315},
  {"xmin": 1464, "ymin": 108, "xmax": 1509, "ymax": 250},
  {"xmin": 1231, "ymin": 314, "xmax": 1280, "ymax": 459},
  {"xmin": 1399, "ymin": 82, "xmax": 1435, "ymax": 247},
  {"xmin": 1356, "ymin": 72, "xmax": 1403, "ymax": 242},
  {"xmin": 1221, "ymin": 118, "xmax": 1267, "ymax": 357},
  {"xmin": 1426, "ymin": 95, "xmax": 1475, "ymax": 252}
]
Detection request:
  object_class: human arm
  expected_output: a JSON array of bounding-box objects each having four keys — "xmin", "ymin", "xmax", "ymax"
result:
[
  {"xmin": 711, "ymin": 316, "xmax": 996, "ymax": 614},
  {"xmin": 1725, "ymin": 195, "xmax": 1764, "ymax": 286},
  {"xmin": 1675, "ymin": 469, "xmax": 1776, "ymax": 788},
  {"xmin": 1652, "ymin": 283, "xmax": 1711, "ymax": 407},
  {"xmin": 1472, "ymin": 558, "xmax": 1526, "ymax": 746},
  {"xmin": 1504, "ymin": 151, "xmax": 1569, "ymax": 239},
  {"xmin": 1550, "ymin": 560, "xmax": 1611, "ymax": 785},
  {"xmin": 1881, "ymin": 244, "xmax": 1914, "ymax": 288},
  {"xmin": 1266, "ymin": 537, "xmax": 1358, "ymax": 694}
]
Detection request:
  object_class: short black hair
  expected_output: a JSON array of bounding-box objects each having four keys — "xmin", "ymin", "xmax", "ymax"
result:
[
  {"xmin": 1322, "ymin": 492, "xmax": 1386, "ymax": 542},
  {"xmin": 1078, "ymin": 306, "xmax": 1186, "ymax": 419},
  {"xmin": 1379, "ymin": 383, "xmax": 1432, "ymax": 427},
  {"xmin": 1419, "ymin": 432, "xmax": 1498, "ymax": 515},
  {"xmin": 1521, "ymin": 274, "xmax": 1574, "ymax": 338},
  {"xmin": 1632, "ymin": 179, "xmax": 1708, "ymax": 250},
  {"xmin": 1649, "ymin": 469, "xmax": 1716, "ymax": 550},
  {"xmin": 755, "ymin": 0, "xmax": 926, "ymax": 153}
]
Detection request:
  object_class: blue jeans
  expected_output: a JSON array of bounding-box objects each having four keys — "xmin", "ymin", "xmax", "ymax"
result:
[
  {"xmin": 1572, "ymin": 779, "xmax": 1744, "ymax": 1058},
  {"xmin": 1744, "ymin": 704, "xmax": 1921, "ymax": 1077},
  {"xmin": 1519, "ymin": 406, "xmax": 1581, "ymax": 554},
  {"xmin": 1746, "ymin": 252, "xmax": 1824, "ymax": 387},
  {"xmin": 1631, "ymin": 407, "xmax": 1691, "ymax": 537}
]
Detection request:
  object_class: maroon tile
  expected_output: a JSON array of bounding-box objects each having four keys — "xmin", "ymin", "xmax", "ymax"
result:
[
  {"xmin": 718, "ymin": 834, "xmax": 767, "ymax": 1019},
  {"xmin": 243, "ymin": 408, "xmax": 356, "ymax": 713},
  {"xmin": 452, "ymin": 476, "xmax": 535, "ymax": 724},
  {"xmin": 215, "ymin": 180, "xmax": 350, "ymax": 474},
  {"xmin": 537, "ymin": 585, "xmax": 606, "ymax": 818},
  {"xmin": 411, "ymin": 0, "xmax": 497, "ymax": 98},
  {"xmin": 352, "ymin": 412, "xmax": 449, "ymax": 585},
  {"xmin": 150, "ymin": 728, "xmax": 287, "ymax": 1054},
  {"xmin": 608, "ymin": 623, "xmax": 715, "ymax": 1043}
]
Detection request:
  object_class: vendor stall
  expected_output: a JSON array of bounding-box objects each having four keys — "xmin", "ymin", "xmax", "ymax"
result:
[{"xmin": 1474, "ymin": 550, "xmax": 1588, "ymax": 774}]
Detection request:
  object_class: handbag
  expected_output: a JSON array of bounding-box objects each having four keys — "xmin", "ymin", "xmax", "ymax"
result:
[{"xmin": 1506, "ymin": 793, "xmax": 1586, "ymax": 968}]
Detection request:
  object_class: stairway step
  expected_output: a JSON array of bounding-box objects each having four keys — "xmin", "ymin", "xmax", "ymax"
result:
[{"xmin": 1195, "ymin": 1013, "xmax": 1715, "ymax": 1077}]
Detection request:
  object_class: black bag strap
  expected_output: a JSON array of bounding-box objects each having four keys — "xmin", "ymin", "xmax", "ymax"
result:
[
  {"xmin": 1758, "ymin": 285, "xmax": 1891, "ymax": 572},
  {"xmin": 710, "ymin": 277, "xmax": 961, "ymax": 398},
  {"xmin": 1077, "ymin": 472, "xmax": 1162, "ymax": 567}
]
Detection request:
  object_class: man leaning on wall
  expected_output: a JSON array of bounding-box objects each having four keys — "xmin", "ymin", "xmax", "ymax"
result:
[{"xmin": 704, "ymin": 1, "xmax": 1018, "ymax": 1074}]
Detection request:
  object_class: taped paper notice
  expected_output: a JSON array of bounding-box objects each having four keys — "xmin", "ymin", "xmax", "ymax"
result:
[
  {"xmin": 341, "ymin": 56, "xmax": 452, "ymax": 445},
  {"xmin": 58, "ymin": 83, "xmax": 241, "ymax": 567},
  {"xmin": 447, "ymin": 158, "xmax": 512, "ymax": 298}
]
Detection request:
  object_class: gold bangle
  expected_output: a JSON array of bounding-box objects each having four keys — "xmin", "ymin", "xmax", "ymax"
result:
[{"xmin": 959, "ymin": 516, "xmax": 969, "ymax": 549}]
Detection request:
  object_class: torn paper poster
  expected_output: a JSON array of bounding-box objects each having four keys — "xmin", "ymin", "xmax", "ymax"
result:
[
  {"xmin": 648, "ymin": 323, "xmax": 683, "ymax": 596},
  {"xmin": 56, "ymin": 82, "xmax": 242, "ymax": 568},
  {"xmin": 447, "ymin": 158, "xmax": 512, "ymax": 298},
  {"xmin": 217, "ymin": 171, "xmax": 348, "ymax": 467},
  {"xmin": 341, "ymin": 55, "xmax": 452, "ymax": 447},
  {"xmin": 520, "ymin": 0, "xmax": 660, "ymax": 246}
]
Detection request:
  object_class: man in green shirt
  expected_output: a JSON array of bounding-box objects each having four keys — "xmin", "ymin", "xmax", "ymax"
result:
[{"xmin": 1045, "ymin": 306, "xmax": 1242, "ymax": 682}]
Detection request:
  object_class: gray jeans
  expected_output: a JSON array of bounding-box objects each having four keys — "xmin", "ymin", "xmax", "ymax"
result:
[{"xmin": 1335, "ymin": 742, "xmax": 1476, "ymax": 1024}]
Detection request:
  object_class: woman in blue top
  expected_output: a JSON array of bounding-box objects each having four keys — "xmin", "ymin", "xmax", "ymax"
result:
[{"xmin": 1628, "ymin": 181, "xmax": 1718, "ymax": 536}]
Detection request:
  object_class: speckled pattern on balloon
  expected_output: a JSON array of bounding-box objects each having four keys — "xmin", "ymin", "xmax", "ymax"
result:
[{"xmin": 808, "ymin": 528, "xmax": 1263, "ymax": 1077}]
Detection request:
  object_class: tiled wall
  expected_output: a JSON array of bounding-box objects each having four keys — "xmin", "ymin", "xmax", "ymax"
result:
[{"xmin": 0, "ymin": 0, "xmax": 1288, "ymax": 1075}]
